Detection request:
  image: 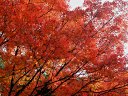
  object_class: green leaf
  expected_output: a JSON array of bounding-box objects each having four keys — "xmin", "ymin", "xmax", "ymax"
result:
[
  {"xmin": 43, "ymin": 72, "xmax": 49, "ymax": 79},
  {"xmin": 0, "ymin": 58, "xmax": 4, "ymax": 69}
]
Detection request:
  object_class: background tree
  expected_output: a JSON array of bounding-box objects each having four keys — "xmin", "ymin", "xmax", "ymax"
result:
[{"xmin": 0, "ymin": 0, "xmax": 128, "ymax": 96}]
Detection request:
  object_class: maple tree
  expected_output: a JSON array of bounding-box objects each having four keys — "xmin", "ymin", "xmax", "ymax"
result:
[{"xmin": 0, "ymin": 0, "xmax": 128, "ymax": 96}]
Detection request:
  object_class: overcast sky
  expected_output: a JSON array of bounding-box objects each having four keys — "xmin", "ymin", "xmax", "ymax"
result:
[
  {"xmin": 68, "ymin": 0, "xmax": 128, "ymax": 10},
  {"xmin": 68, "ymin": 0, "xmax": 84, "ymax": 10}
]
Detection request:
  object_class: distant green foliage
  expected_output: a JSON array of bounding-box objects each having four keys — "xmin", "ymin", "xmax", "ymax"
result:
[
  {"xmin": 43, "ymin": 72, "xmax": 49, "ymax": 79},
  {"xmin": 0, "ymin": 57, "xmax": 4, "ymax": 69}
]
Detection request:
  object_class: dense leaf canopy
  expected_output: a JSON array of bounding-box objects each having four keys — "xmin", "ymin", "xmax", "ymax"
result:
[{"xmin": 0, "ymin": 0, "xmax": 128, "ymax": 96}]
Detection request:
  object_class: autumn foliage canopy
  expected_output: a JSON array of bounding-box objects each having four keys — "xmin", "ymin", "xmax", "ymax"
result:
[{"xmin": 0, "ymin": 0, "xmax": 128, "ymax": 96}]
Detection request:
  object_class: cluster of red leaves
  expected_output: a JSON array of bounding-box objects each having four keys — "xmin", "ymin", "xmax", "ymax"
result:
[{"xmin": 0, "ymin": 0, "xmax": 128, "ymax": 96}]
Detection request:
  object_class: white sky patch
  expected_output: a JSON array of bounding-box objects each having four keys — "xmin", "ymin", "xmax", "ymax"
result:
[
  {"xmin": 124, "ymin": 43, "xmax": 128, "ymax": 55},
  {"xmin": 68, "ymin": 0, "xmax": 84, "ymax": 10},
  {"xmin": 125, "ymin": 43, "xmax": 128, "ymax": 68},
  {"xmin": 101, "ymin": 0, "xmax": 114, "ymax": 3},
  {"xmin": 126, "ymin": 64, "xmax": 128, "ymax": 68},
  {"xmin": 2, "ymin": 47, "xmax": 7, "ymax": 52},
  {"xmin": 76, "ymin": 70, "xmax": 88, "ymax": 77}
]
